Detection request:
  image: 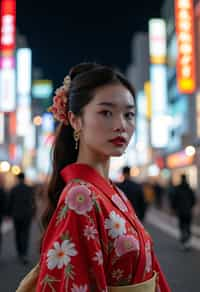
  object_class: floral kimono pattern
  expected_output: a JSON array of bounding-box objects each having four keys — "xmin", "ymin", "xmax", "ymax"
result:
[{"xmin": 36, "ymin": 163, "xmax": 171, "ymax": 292}]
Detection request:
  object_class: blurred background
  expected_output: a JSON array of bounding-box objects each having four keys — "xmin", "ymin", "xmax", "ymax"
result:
[{"xmin": 0, "ymin": 0, "xmax": 200, "ymax": 291}]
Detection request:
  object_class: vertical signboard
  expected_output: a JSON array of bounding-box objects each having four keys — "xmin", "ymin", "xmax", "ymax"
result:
[
  {"xmin": 0, "ymin": 0, "xmax": 16, "ymax": 112},
  {"xmin": 175, "ymin": 0, "xmax": 196, "ymax": 93},
  {"xmin": 149, "ymin": 19, "xmax": 169, "ymax": 148},
  {"xmin": 16, "ymin": 48, "xmax": 32, "ymax": 136},
  {"xmin": 0, "ymin": 0, "xmax": 16, "ymax": 52}
]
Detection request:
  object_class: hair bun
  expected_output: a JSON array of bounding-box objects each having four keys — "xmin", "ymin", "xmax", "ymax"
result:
[{"xmin": 69, "ymin": 62, "xmax": 101, "ymax": 80}]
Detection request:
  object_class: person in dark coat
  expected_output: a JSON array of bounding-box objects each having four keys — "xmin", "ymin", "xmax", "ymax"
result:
[
  {"xmin": 8, "ymin": 172, "xmax": 36, "ymax": 264},
  {"xmin": 0, "ymin": 174, "xmax": 7, "ymax": 253},
  {"xmin": 171, "ymin": 174, "xmax": 196, "ymax": 249},
  {"xmin": 153, "ymin": 182, "xmax": 164, "ymax": 209},
  {"xmin": 117, "ymin": 166, "xmax": 146, "ymax": 221}
]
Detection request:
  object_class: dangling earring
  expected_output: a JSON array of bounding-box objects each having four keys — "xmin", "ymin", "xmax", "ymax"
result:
[{"xmin": 73, "ymin": 130, "xmax": 80, "ymax": 150}]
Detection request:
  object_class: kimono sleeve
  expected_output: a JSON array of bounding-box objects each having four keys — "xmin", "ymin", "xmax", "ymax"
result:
[
  {"xmin": 152, "ymin": 254, "xmax": 171, "ymax": 292},
  {"xmin": 37, "ymin": 182, "xmax": 107, "ymax": 292}
]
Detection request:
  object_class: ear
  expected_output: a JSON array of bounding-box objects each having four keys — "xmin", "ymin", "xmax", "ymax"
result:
[{"xmin": 68, "ymin": 111, "xmax": 82, "ymax": 131}]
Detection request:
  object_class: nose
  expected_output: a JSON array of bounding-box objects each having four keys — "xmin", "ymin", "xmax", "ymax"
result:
[{"xmin": 113, "ymin": 115, "xmax": 126, "ymax": 132}]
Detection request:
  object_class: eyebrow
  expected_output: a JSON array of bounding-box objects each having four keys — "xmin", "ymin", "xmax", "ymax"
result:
[{"xmin": 97, "ymin": 102, "xmax": 135, "ymax": 109}]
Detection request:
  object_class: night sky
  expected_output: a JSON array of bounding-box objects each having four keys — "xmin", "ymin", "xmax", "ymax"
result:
[{"xmin": 17, "ymin": 0, "xmax": 164, "ymax": 87}]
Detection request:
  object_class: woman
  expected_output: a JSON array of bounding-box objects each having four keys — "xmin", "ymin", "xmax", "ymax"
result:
[{"xmin": 34, "ymin": 63, "xmax": 170, "ymax": 291}]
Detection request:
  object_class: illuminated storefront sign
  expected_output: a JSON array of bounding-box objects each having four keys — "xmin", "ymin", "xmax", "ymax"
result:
[
  {"xmin": 32, "ymin": 80, "xmax": 53, "ymax": 99},
  {"xmin": 144, "ymin": 81, "xmax": 152, "ymax": 120},
  {"xmin": 0, "ymin": 65, "xmax": 16, "ymax": 111},
  {"xmin": 166, "ymin": 150, "xmax": 194, "ymax": 168},
  {"xmin": 149, "ymin": 19, "xmax": 166, "ymax": 64},
  {"xmin": 151, "ymin": 115, "xmax": 169, "ymax": 148},
  {"xmin": 150, "ymin": 65, "xmax": 169, "ymax": 148},
  {"xmin": 175, "ymin": 0, "xmax": 196, "ymax": 93},
  {"xmin": 150, "ymin": 65, "xmax": 168, "ymax": 113},
  {"xmin": 0, "ymin": 0, "xmax": 16, "ymax": 112},
  {"xmin": 149, "ymin": 19, "xmax": 168, "ymax": 148},
  {"xmin": 0, "ymin": 0, "xmax": 16, "ymax": 52},
  {"xmin": 0, "ymin": 113, "xmax": 4, "ymax": 143},
  {"xmin": 16, "ymin": 104, "xmax": 31, "ymax": 136},
  {"xmin": 16, "ymin": 48, "xmax": 32, "ymax": 96}
]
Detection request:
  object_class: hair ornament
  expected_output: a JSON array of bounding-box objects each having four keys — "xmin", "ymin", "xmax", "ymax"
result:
[{"xmin": 48, "ymin": 75, "xmax": 71, "ymax": 125}]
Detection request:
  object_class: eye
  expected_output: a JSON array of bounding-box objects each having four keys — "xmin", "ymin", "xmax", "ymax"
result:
[
  {"xmin": 125, "ymin": 112, "xmax": 135, "ymax": 120},
  {"xmin": 99, "ymin": 110, "xmax": 112, "ymax": 117}
]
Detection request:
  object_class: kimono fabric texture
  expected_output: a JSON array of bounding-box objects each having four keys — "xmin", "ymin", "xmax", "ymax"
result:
[{"xmin": 35, "ymin": 163, "xmax": 170, "ymax": 292}]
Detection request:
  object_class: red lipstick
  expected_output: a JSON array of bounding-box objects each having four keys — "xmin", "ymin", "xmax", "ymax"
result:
[{"xmin": 109, "ymin": 136, "xmax": 126, "ymax": 147}]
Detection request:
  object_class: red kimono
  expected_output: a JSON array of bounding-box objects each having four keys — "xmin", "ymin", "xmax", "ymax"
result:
[{"xmin": 36, "ymin": 163, "xmax": 171, "ymax": 291}]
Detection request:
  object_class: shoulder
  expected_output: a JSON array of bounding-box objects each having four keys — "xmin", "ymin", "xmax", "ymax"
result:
[{"xmin": 58, "ymin": 179, "xmax": 102, "ymax": 214}]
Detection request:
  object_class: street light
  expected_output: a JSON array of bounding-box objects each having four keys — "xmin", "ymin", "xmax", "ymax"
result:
[
  {"xmin": 0, "ymin": 161, "xmax": 10, "ymax": 172},
  {"xmin": 33, "ymin": 115, "xmax": 42, "ymax": 126},
  {"xmin": 185, "ymin": 146, "xmax": 196, "ymax": 157}
]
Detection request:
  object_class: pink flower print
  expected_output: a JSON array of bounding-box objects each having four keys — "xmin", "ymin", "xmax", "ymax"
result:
[
  {"xmin": 112, "ymin": 194, "xmax": 128, "ymax": 212},
  {"xmin": 114, "ymin": 234, "xmax": 140, "ymax": 257},
  {"xmin": 66, "ymin": 185, "xmax": 93, "ymax": 215}
]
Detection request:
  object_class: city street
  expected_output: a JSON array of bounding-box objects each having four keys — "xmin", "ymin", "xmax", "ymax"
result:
[
  {"xmin": 0, "ymin": 215, "xmax": 200, "ymax": 291},
  {"xmin": 146, "ymin": 223, "xmax": 200, "ymax": 292}
]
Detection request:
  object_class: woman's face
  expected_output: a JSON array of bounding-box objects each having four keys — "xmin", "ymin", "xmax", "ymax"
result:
[{"xmin": 79, "ymin": 83, "xmax": 136, "ymax": 159}]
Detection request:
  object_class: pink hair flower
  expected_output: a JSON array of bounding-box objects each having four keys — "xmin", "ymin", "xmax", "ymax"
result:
[{"xmin": 48, "ymin": 75, "xmax": 71, "ymax": 125}]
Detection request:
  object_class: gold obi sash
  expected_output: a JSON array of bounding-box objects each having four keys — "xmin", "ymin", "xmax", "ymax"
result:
[{"xmin": 108, "ymin": 271, "xmax": 157, "ymax": 292}]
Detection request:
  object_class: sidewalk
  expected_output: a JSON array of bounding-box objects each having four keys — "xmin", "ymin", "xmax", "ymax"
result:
[{"xmin": 146, "ymin": 206, "xmax": 200, "ymax": 250}]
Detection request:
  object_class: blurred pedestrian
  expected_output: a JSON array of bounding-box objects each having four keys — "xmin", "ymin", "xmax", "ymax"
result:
[
  {"xmin": 143, "ymin": 181, "xmax": 155, "ymax": 206},
  {"xmin": 117, "ymin": 166, "xmax": 147, "ymax": 221},
  {"xmin": 17, "ymin": 63, "xmax": 170, "ymax": 291},
  {"xmin": 167, "ymin": 177, "xmax": 176, "ymax": 215},
  {"xmin": 8, "ymin": 172, "xmax": 36, "ymax": 264},
  {"xmin": 0, "ymin": 174, "xmax": 7, "ymax": 253},
  {"xmin": 171, "ymin": 174, "xmax": 196, "ymax": 250},
  {"xmin": 153, "ymin": 181, "xmax": 164, "ymax": 209}
]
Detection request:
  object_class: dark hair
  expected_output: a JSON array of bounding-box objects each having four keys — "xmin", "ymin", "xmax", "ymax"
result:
[
  {"xmin": 17, "ymin": 172, "xmax": 25, "ymax": 180},
  {"xmin": 181, "ymin": 174, "xmax": 187, "ymax": 184},
  {"xmin": 41, "ymin": 62, "xmax": 136, "ymax": 231},
  {"xmin": 122, "ymin": 166, "xmax": 130, "ymax": 175}
]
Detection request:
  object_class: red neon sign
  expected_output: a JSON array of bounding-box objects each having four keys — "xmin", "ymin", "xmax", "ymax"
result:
[
  {"xmin": 175, "ymin": 0, "xmax": 196, "ymax": 93},
  {"xmin": 0, "ymin": 0, "xmax": 16, "ymax": 52}
]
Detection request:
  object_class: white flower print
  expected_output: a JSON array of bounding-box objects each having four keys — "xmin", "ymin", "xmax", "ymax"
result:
[
  {"xmin": 71, "ymin": 283, "xmax": 88, "ymax": 292},
  {"xmin": 145, "ymin": 240, "xmax": 152, "ymax": 273},
  {"xmin": 105, "ymin": 211, "xmax": 126, "ymax": 238},
  {"xmin": 83, "ymin": 225, "xmax": 98, "ymax": 240},
  {"xmin": 93, "ymin": 250, "xmax": 103, "ymax": 265},
  {"xmin": 112, "ymin": 268, "xmax": 124, "ymax": 281},
  {"xmin": 112, "ymin": 194, "xmax": 128, "ymax": 212},
  {"xmin": 47, "ymin": 240, "xmax": 77, "ymax": 270}
]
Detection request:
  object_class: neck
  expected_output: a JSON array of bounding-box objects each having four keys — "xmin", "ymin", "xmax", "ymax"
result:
[{"xmin": 76, "ymin": 145, "xmax": 110, "ymax": 179}]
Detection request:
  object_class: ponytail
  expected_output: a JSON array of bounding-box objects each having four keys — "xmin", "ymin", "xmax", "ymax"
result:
[{"xmin": 41, "ymin": 123, "xmax": 77, "ymax": 230}]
